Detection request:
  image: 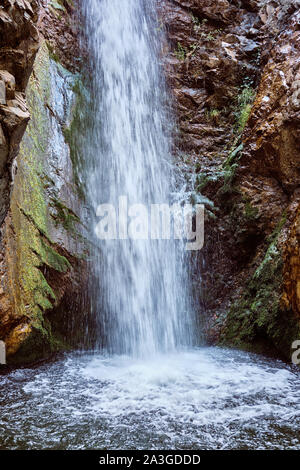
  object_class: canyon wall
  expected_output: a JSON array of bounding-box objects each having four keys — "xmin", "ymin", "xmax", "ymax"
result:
[
  {"xmin": 159, "ymin": 0, "xmax": 300, "ymax": 359},
  {"xmin": 0, "ymin": 0, "xmax": 92, "ymax": 365}
]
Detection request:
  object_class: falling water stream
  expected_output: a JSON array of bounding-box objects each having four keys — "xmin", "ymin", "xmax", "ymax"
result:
[
  {"xmin": 0, "ymin": 0, "xmax": 299, "ymax": 451},
  {"xmin": 83, "ymin": 0, "xmax": 193, "ymax": 356}
]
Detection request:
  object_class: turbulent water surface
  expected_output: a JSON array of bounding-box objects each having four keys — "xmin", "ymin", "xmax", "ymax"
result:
[{"xmin": 1, "ymin": 348, "xmax": 299, "ymax": 450}]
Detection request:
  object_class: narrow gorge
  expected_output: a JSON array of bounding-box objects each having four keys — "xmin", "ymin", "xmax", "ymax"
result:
[{"xmin": 0, "ymin": 0, "xmax": 299, "ymax": 451}]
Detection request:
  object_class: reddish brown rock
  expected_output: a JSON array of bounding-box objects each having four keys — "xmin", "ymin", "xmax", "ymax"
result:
[
  {"xmin": 38, "ymin": 0, "xmax": 81, "ymax": 73},
  {"xmin": 238, "ymin": 5, "xmax": 300, "ymax": 327},
  {"xmin": 0, "ymin": 1, "xmax": 90, "ymax": 365},
  {"xmin": 0, "ymin": 0, "xmax": 40, "ymax": 89},
  {"xmin": 282, "ymin": 201, "xmax": 300, "ymax": 318},
  {"xmin": 0, "ymin": 0, "xmax": 40, "ymax": 228},
  {"xmin": 0, "ymin": 70, "xmax": 16, "ymax": 100},
  {"xmin": 160, "ymin": 0, "xmax": 300, "ymax": 358}
]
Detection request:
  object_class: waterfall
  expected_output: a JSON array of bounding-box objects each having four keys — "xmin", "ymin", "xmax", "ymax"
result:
[{"xmin": 82, "ymin": 0, "xmax": 194, "ymax": 357}]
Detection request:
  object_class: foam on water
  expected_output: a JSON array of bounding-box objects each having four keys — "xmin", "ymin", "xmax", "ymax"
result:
[{"xmin": 1, "ymin": 348, "xmax": 299, "ymax": 450}]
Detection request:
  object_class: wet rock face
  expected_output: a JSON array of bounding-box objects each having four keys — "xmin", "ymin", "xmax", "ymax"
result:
[
  {"xmin": 238, "ymin": 4, "xmax": 300, "ymax": 339},
  {"xmin": 0, "ymin": 43, "xmax": 90, "ymax": 363},
  {"xmin": 0, "ymin": 1, "xmax": 92, "ymax": 365},
  {"xmin": 38, "ymin": 0, "xmax": 81, "ymax": 73},
  {"xmin": 160, "ymin": 0, "xmax": 300, "ymax": 358},
  {"xmin": 0, "ymin": 0, "xmax": 298, "ymax": 363},
  {"xmin": 159, "ymin": 0, "xmax": 260, "ymax": 160},
  {"xmin": 172, "ymin": 0, "xmax": 240, "ymax": 24},
  {"xmin": 238, "ymin": 3, "xmax": 300, "ymax": 323},
  {"xmin": 283, "ymin": 203, "xmax": 300, "ymax": 318}
]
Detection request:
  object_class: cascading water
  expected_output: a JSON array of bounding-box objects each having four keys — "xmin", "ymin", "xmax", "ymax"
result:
[{"xmin": 82, "ymin": 0, "xmax": 194, "ymax": 356}]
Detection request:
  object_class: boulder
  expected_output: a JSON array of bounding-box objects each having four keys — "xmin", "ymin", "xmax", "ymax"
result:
[
  {"xmin": 0, "ymin": 81, "xmax": 5, "ymax": 105},
  {"xmin": 0, "ymin": 96, "xmax": 30, "ymax": 160},
  {"xmin": 0, "ymin": 70, "xmax": 15, "ymax": 100}
]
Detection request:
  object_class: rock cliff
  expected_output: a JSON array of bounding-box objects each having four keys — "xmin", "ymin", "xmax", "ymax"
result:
[
  {"xmin": 0, "ymin": 0, "xmax": 39, "ymax": 225},
  {"xmin": 0, "ymin": 0, "xmax": 92, "ymax": 365},
  {"xmin": 159, "ymin": 0, "xmax": 300, "ymax": 359}
]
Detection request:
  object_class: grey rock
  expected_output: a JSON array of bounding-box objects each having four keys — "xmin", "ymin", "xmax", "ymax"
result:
[{"xmin": 0, "ymin": 81, "xmax": 5, "ymax": 105}]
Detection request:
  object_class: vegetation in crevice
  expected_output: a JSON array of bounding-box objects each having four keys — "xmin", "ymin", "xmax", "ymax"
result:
[
  {"xmin": 174, "ymin": 42, "xmax": 197, "ymax": 61},
  {"xmin": 234, "ymin": 85, "xmax": 256, "ymax": 134},
  {"xmin": 219, "ymin": 214, "xmax": 300, "ymax": 359}
]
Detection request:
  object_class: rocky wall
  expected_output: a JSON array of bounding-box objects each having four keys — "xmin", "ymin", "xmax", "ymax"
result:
[
  {"xmin": 0, "ymin": 0, "xmax": 92, "ymax": 365},
  {"xmin": 159, "ymin": 0, "xmax": 300, "ymax": 359}
]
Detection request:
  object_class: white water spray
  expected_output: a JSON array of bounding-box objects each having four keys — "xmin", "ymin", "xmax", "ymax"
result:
[{"xmin": 82, "ymin": 0, "xmax": 195, "ymax": 356}]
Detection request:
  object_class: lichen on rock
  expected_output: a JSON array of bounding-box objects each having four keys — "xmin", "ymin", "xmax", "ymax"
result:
[
  {"xmin": 160, "ymin": 0, "xmax": 300, "ymax": 359},
  {"xmin": 219, "ymin": 215, "xmax": 300, "ymax": 359},
  {"xmin": 0, "ymin": 40, "xmax": 90, "ymax": 365}
]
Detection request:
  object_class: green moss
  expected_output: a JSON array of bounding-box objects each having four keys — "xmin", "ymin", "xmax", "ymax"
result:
[
  {"xmin": 8, "ymin": 325, "xmax": 70, "ymax": 366},
  {"xmin": 238, "ymin": 103, "xmax": 252, "ymax": 133},
  {"xmin": 194, "ymin": 145, "xmax": 243, "ymax": 198},
  {"xmin": 50, "ymin": 197, "xmax": 81, "ymax": 234},
  {"xmin": 45, "ymin": 41, "xmax": 60, "ymax": 64},
  {"xmin": 62, "ymin": 77, "xmax": 91, "ymax": 199},
  {"xmin": 213, "ymin": 143, "xmax": 243, "ymax": 199},
  {"xmin": 244, "ymin": 201, "xmax": 259, "ymax": 221},
  {"xmin": 174, "ymin": 42, "xmax": 186, "ymax": 61},
  {"xmin": 7, "ymin": 43, "xmax": 74, "ymax": 364},
  {"xmin": 235, "ymin": 86, "xmax": 256, "ymax": 134},
  {"xmin": 220, "ymin": 215, "xmax": 300, "ymax": 360},
  {"xmin": 36, "ymin": 239, "xmax": 71, "ymax": 273},
  {"xmin": 195, "ymin": 170, "xmax": 222, "ymax": 193}
]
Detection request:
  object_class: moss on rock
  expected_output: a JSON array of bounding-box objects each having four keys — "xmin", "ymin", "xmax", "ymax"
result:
[
  {"xmin": 219, "ymin": 215, "xmax": 300, "ymax": 360},
  {"xmin": 62, "ymin": 77, "xmax": 92, "ymax": 200},
  {"xmin": 5, "ymin": 43, "xmax": 77, "ymax": 364}
]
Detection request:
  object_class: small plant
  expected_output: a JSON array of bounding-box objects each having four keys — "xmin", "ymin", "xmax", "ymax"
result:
[
  {"xmin": 192, "ymin": 15, "xmax": 208, "ymax": 32},
  {"xmin": 175, "ymin": 42, "xmax": 186, "ymax": 61},
  {"xmin": 244, "ymin": 201, "xmax": 259, "ymax": 221},
  {"xmin": 189, "ymin": 43, "xmax": 197, "ymax": 56},
  {"xmin": 174, "ymin": 43, "xmax": 197, "ymax": 61},
  {"xmin": 199, "ymin": 28, "xmax": 222, "ymax": 42},
  {"xmin": 235, "ymin": 86, "xmax": 256, "ymax": 134},
  {"xmin": 210, "ymin": 109, "xmax": 220, "ymax": 118},
  {"xmin": 200, "ymin": 31, "xmax": 214, "ymax": 41},
  {"xmin": 238, "ymin": 86, "xmax": 256, "ymax": 108},
  {"xmin": 192, "ymin": 15, "xmax": 200, "ymax": 26},
  {"xmin": 205, "ymin": 108, "xmax": 221, "ymax": 122}
]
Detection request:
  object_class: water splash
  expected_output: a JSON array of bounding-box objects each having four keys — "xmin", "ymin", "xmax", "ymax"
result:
[
  {"xmin": 1, "ymin": 349, "xmax": 299, "ymax": 449},
  {"xmin": 82, "ymin": 0, "xmax": 195, "ymax": 356}
]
